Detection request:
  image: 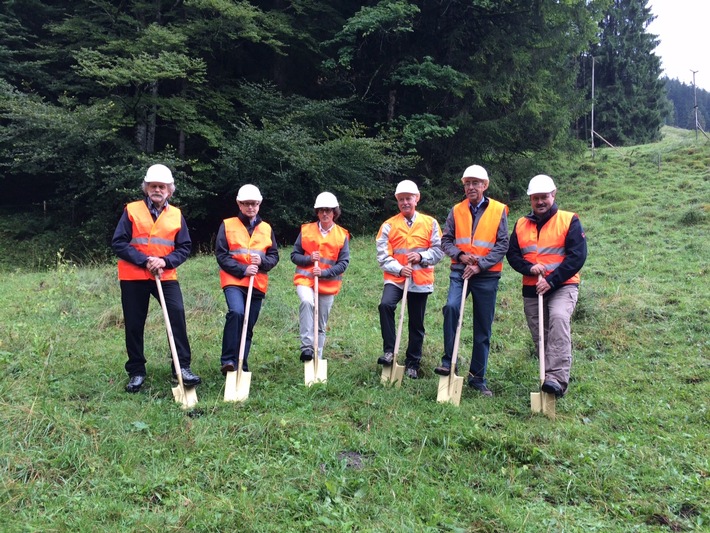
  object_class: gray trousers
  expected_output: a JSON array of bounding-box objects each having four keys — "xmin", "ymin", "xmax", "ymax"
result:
[
  {"xmin": 523, "ymin": 285, "xmax": 579, "ymax": 393},
  {"xmin": 297, "ymin": 285, "xmax": 335, "ymax": 359}
]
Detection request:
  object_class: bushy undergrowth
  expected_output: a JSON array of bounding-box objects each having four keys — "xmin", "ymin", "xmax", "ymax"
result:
[{"xmin": 0, "ymin": 128, "xmax": 708, "ymax": 531}]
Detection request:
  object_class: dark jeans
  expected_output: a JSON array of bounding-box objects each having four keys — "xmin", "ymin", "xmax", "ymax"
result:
[
  {"xmin": 442, "ymin": 273, "xmax": 499, "ymax": 385},
  {"xmin": 120, "ymin": 280, "xmax": 192, "ymax": 377},
  {"xmin": 378, "ymin": 283, "xmax": 429, "ymax": 370},
  {"xmin": 221, "ymin": 285, "xmax": 263, "ymax": 370}
]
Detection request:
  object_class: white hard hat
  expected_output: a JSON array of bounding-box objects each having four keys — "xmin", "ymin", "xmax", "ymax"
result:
[
  {"xmin": 314, "ymin": 192, "xmax": 339, "ymax": 209},
  {"xmin": 394, "ymin": 180, "xmax": 420, "ymax": 197},
  {"xmin": 461, "ymin": 164, "xmax": 489, "ymax": 182},
  {"xmin": 527, "ymin": 174, "xmax": 556, "ymax": 195},
  {"xmin": 144, "ymin": 164, "xmax": 174, "ymax": 184},
  {"xmin": 236, "ymin": 184, "xmax": 263, "ymax": 202}
]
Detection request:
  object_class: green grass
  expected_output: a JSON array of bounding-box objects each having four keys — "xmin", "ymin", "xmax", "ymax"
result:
[{"xmin": 1, "ymin": 127, "xmax": 708, "ymax": 531}]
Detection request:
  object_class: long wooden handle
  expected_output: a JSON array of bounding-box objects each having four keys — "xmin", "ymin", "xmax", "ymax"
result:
[
  {"xmin": 393, "ymin": 263, "xmax": 412, "ymax": 357},
  {"xmin": 449, "ymin": 277, "xmax": 469, "ymax": 384},
  {"xmin": 313, "ymin": 260, "xmax": 319, "ymax": 364},
  {"xmin": 237, "ymin": 275, "xmax": 255, "ymax": 376},
  {"xmin": 155, "ymin": 275, "xmax": 185, "ymax": 390},
  {"xmin": 538, "ymin": 275, "xmax": 545, "ymax": 384}
]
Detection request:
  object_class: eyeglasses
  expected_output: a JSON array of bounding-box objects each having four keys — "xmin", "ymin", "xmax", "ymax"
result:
[
  {"xmin": 463, "ymin": 180, "xmax": 486, "ymax": 188},
  {"xmin": 239, "ymin": 201, "xmax": 260, "ymax": 207},
  {"xmin": 317, "ymin": 208, "xmax": 333, "ymax": 213}
]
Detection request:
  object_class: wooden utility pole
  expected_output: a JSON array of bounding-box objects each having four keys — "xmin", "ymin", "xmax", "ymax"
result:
[
  {"xmin": 691, "ymin": 70, "xmax": 699, "ymax": 142},
  {"xmin": 591, "ymin": 55, "xmax": 596, "ymax": 159}
]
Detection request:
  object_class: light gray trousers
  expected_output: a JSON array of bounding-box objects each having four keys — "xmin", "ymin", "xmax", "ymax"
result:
[
  {"xmin": 297, "ymin": 284, "xmax": 335, "ymax": 359},
  {"xmin": 523, "ymin": 285, "xmax": 579, "ymax": 392}
]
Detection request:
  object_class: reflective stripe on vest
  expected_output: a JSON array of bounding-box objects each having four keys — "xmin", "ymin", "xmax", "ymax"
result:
[
  {"xmin": 117, "ymin": 201, "xmax": 181, "ymax": 281},
  {"xmin": 293, "ymin": 223, "xmax": 349, "ymax": 295},
  {"xmin": 515, "ymin": 210, "xmax": 580, "ymax": 286},
  {"xmin": 219, "ymin": 217, "xmax": 273, "ymax": 293},
  {"xmin": 381, "ymin": 213, "xmax": 437, "ymax": 287},
  {"xmin": 451, "ymin": 199, "xmax": 508, "ymax": 272}
]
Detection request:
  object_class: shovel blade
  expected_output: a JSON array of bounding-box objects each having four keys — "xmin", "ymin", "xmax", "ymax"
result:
[
  {"xmin": 315, "ymin": 358, "xmax": 328, "ymax": 384},
  {"xmin": 437, "ymin": 375, "xmax": 463, "ymax": 406},
  {"xmin": 541, "ymin": 391, "xmax": 556, "ymax": 420},
  {"xmin": 172, "ymin": 384, "xmax": 198, "ymax": 409},
  {"xmin": 224, "ymin": 370, "xmax": 251, "ymax": 402},
  {"xmin": 304, "ymin": 360, "xmax": 315, "ymax": 387},
  {"xmin": 530, "ymin": 391, "xmax": 542, "ymax": 413},
  {"xmin": 531, "ymin": 391, "xmax": 556, "ymax": 419},
  {"xmin": 380, "ymin": 363, "xmax": 404, "ymax": 387}
]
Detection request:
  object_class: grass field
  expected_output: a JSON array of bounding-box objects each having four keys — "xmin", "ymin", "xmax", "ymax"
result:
[{"xmin": 1, "ymin": 127, "xmax": 708, "ymax": 531}]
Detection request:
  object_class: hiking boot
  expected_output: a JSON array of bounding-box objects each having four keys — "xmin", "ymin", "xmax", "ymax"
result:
[
  {"xmin": 125, "ymin": 375, "xmax": 145, "ymax": 393},
  {"xmin": 300, "ymin": 349, "xmax": 314, "ymax": 362},
  {"xmin": 173, "ymin": 367, "xmax": 201, "ymax": 387},
  {"xmin": 377, "ymin": 352, "xmax": 394, "ymax": 366},
  {"xmin": 541, "ymin": 380, "xmax": 564, "ymax": 398},
  {"xmin": 405, "ymin": 367, "xmax": 419, "ymax": 379},
  {"xmin": 468, "ymin": 380, "xmax": 493, "ymax": 397},
  {"xmin": 221, "ymin": 361, "xmax": 236, "ymax": 375}
]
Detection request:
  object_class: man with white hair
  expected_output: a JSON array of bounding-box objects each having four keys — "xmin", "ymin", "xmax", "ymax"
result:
[
  {"xmin": 112, "ymin": 164, "xmax": 201, "ymax": 393},
  {"xmin": 375, "ymin": 180, "xmax": 444, "ymax": 379},
  {"xmin": 506, "ymin": 174, "xmax": 587, "ymax": 398},
  {"xmin": 434, "ymin": 165, "xmax": 509, "ymax": 397}
]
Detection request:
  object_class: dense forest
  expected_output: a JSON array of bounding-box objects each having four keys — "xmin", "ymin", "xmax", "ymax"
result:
[
  {"xmin": 664, "ymin": 78, "xmax": 710, "ymax": 132},
  {"xmin": 0, "ymin": 0, "xmax": 668, "ymax": 258}
]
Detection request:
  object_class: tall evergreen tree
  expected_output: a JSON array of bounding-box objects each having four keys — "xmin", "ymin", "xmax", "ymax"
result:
[{"xmin": 590, "ymin": 0, "xmax": 668, "ymax": 145}]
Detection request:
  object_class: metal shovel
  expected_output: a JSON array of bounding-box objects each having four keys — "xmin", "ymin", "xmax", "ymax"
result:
[
  {"xmin": 155, "ymin": 275, "xmax": 198, "ymax": 409},
  {"xmin": 380, "ymin": 266, "xmax": 410, "ymax": 387},
  {"xmin": 305, "ymin": 261, "xmax": 327, "ymax": 386},
  {"xmin": 437, "ymin": 277, "xmax": 467, "ymax": 406},
  {"xmin": 530, "ymin": 275, "xmax": 556, "ymax": 419},
  {"xmin": 224, "ymin": 275, "xmax": 254, "ymax": 402}
]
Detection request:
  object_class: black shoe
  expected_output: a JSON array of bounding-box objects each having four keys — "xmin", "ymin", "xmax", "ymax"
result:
[
  {"xmin": 541, "ymin": 380, "xmax": 564, "ymax": 398},
  {"xmin": 434, "ymin": 365, "xmax": 451, "ymax": 376},
  {"xmin": 221, "ymin": 361, "xmax": 236, "ymax": 376},
  {"xmin": 377, "ymin": 352, "xmax": 394, "ymax": 366},
  {"xmin": 468, "ymin": 379, "xmax": 493, "ymax": 397},
  {"xmin": 125, "ymin": 375, "xmax": 145, "ymax": 393},
  {"xmin": 173, "ymin": 367, "xmax": 201, "ymax": 387},
  {"xmin": 405, "ymin": 367, "xmax": 419, "ymax": 379},
  {"xmin": 300, "ymin": 349, "xmax": 314, "ymax": 362}
]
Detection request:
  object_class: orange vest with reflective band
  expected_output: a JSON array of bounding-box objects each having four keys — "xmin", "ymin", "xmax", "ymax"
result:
[
  {"xmin": 293, "ymin": 223, "xmax": 349, "ymax": 295},
  {"xmin": 117, "ymin": 201, "xmax": 181, "ymax": 281},
  {"xmin": 451, "ymin": 199, "xmax": 508, "ymax": 272},
  {"xmin": 219, "ymin": 217, "xmax": 273, "ymax": 293},
  {"xmin": 380, "ymin": 213, "xmax": 438, "ymax": 286},
  {"xmin": 516, "ymin": 210, "xmax": 580, "ymax": 286}
]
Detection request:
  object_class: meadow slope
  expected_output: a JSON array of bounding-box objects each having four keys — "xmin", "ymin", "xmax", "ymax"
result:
[{"xmin": 0, "ymin": 128, "xmax": 708, "ymax": 531}]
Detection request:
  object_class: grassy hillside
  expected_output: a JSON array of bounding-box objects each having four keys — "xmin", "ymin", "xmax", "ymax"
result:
[{"xmin": 1, "ymin": 127, "xmax": 708, "ymax": 531}]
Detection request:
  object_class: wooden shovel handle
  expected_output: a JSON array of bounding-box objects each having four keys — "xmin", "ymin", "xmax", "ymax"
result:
[
  {"xmin": 538, "ymin": 275, "xmax": 545, "ymax": 384},
  {"xmin": 237, "ymin": 275, "xmax": 255, "ymax": 377},
  {"xmin": 393, "ymin": 263, "xmax": 412, "ymax": 358},
  {"xmin": 313, "ymin": 260, "xmax": 319, "ymax": 364},
  {"xmin": 155, "ymin": 275, "xmax": 185, "ymax": 390},
  {"xmin": 449, "ymin": 277, "xmax": 469, "ymax": 380}
]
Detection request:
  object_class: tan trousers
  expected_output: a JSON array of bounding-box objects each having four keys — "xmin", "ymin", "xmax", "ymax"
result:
[{"xmin": 523, "ymin": 285, "xmax": 579, "ymax": 393}]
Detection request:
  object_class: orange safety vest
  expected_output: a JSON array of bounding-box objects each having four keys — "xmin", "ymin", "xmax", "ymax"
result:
[
  {"xmin": 219, "ymin": 217, "xmax": 273, "ymax": 294},
  {"xmin": 117, "ymin": 201, "xmax": 182, "ymax": 281},
  {"xmin": 451, "ymin": 199, "xmax": 508, "ymax": 272},
  {"xmin": 380, "ymin": 213, "xmax": 438, "ymax": 286},
  {"xmin": 293, "ymin": 223, "xmax": 349, "ymax": 295},
  {"xmin": 515, "ymin": 210, "xmax": 580, "ymax": 286}
]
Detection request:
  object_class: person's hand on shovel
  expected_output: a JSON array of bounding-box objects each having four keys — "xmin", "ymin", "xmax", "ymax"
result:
[
  {"xmin": 146, "ymin": 256, "xmax": 166, "ymax": 277},
  {"xmin": 243, "ymin": 253, "xmax": 261, "ymax": 277},
  {"xmin": 530, "ymin": 264, "xmax": 551, "ymax": 295}
]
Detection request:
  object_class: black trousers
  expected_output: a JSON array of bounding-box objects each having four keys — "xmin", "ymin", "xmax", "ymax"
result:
[
  {"xmin": 378, "ymin": 283, "xmax": 429, "ymax": 369},
  {"xmin": 120, "ymin": 280, "xmax": 192, "ymax": 376}
]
